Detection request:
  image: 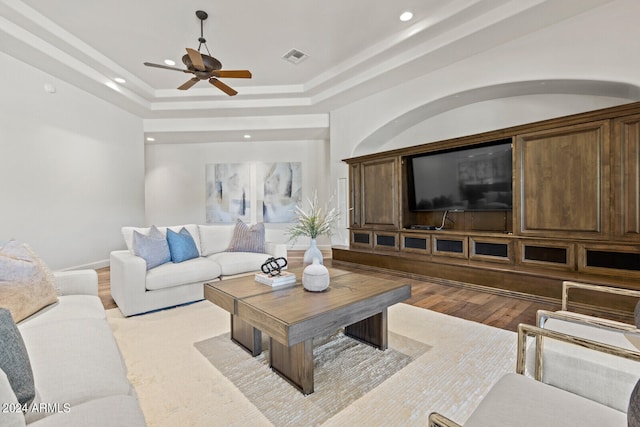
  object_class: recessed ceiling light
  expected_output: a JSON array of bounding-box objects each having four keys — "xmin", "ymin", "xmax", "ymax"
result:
[
  {"xmin": 400, "ymin": 11, "xmax": 413, "ymax": 22},
  {"xmin": 164, "ymin": 59, "xmax": 176, "ymax": 66},
  {"xmin": 243, "ymin": 134, "xmax": 251, "ymax": 139},
  {"xmin": 114, "ymin": 77, "xmax": 126, "ymax": 84},
  {"xmin": 146, "ymin": 137, "xmax": 155, "ymax": 142}
]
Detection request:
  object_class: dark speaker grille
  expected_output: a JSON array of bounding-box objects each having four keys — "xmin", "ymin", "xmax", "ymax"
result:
[
  {"xmin": 475, "ymin": 242, "xmax": 508, "ymax": 258},
  {"xmin": 524, "ymin": 246, "xmax": 567, "ymax": 264},
  {"xmin": 353, "ymin": 233, "xmax": 370, "ymax": 244},
  {"xmin": 376, "ymin": 235, "xmax": 396, "ymax": 247},
  {"xmin": 404, "ymin": 237, "xmax": 427, "ymax": 250},
  {"xmin": 586, "ymin": 250, "xmax": 640, "ymax": 271},
  {"xmin": 436, "ymin": 239, "xmax": 464, "ymax": 253}
]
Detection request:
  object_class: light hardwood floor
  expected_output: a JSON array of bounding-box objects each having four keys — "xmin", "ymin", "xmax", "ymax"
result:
[{"xmin": 97, "ymin": 255, "xmax": 563, "ymax": 332}]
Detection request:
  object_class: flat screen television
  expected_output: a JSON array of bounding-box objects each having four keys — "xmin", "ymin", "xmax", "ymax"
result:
[{"xmin": 407, "ymin": 139, "xmax": 513, "ymax": 211}]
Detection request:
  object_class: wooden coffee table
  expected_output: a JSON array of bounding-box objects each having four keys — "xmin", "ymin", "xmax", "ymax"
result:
[{"xmin": 204, "ymin": 267, "xmax": 411, "ymax": 394}]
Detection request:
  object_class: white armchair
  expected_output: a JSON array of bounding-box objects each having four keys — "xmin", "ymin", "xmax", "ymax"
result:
[
  {"xmin": 532, "ymin": 281, "xmax": 640, "ymax": 411},
  {"xmin": 429, "ymin": 324, "xmax": 640, "ymax": 427}
]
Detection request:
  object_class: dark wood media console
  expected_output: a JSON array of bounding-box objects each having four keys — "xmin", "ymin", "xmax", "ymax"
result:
[{"xmin": 335, "ymin": 102, "xmax": 640, "ymax": 316}]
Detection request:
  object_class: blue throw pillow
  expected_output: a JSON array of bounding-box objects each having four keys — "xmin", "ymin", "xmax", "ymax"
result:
[
  {"xmin": 132, "ymin": 225, "xmax": 171, "ymax": 270},
  {"xmin": 166, "ymin": 228, "xmax": 199, "ymax": 263}
]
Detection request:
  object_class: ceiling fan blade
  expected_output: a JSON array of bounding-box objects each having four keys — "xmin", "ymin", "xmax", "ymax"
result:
[
  {"xmin": 177, "ymin": 77, "xmax": 200, "ymax": 90},
  {"xmin": 144, "ymin": 62, "xmax": 191, "ymax": 73},
  {"xmin": 212, "ymin": 70, "xmax": 252, "ymax": 79},
  {"xmin": 209, "ymin": 78, "xmax": 237, "ymax": 96},
  {"xmin": 186, "ymin": 48, "xmax": 206, "ymax": 71}
]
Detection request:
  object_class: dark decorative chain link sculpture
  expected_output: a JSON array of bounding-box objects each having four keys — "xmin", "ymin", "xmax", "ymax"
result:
[{"xmin": 261, "ymin": 257, "xmax": 288, "ymax": 277}]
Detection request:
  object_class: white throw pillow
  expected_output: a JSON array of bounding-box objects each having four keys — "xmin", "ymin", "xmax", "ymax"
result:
[{"xmin": 198, "ymin": 224, "xmax": 235, "ymax": 256}]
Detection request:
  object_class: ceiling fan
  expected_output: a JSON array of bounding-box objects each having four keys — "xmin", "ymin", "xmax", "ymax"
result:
[{"xmin": 143, "ymin": 10, "xmax": 251, "ymax": 96}]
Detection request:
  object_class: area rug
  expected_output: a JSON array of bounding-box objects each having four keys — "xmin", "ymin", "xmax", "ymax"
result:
[
  {"xmin": 106, "ymin": 301, "xmax": 517, "ymax": 426},
  {"xmin": 194, "ymin": 330, "xmax": 430, "ymax": 426}
]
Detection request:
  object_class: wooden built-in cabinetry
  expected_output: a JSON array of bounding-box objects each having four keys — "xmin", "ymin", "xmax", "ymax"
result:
[{"xmin": 335, "ymin": 102, "xmax": 640, "ymax": 315}]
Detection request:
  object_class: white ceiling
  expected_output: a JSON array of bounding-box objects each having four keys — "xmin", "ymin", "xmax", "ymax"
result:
[{"xmin": 0, "ymin": 0, "xmax": 619, "ymax": 141}]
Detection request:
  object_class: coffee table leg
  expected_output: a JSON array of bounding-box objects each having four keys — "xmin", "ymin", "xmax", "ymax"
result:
[
  {"xmin": 269, "ymin": 337, "xmax": 314, "ymax": 395},
  {"xmin": 345, "ymin": 308, "xmax": 388, "ymax": 350},
  {"xmin": 230, "ymin": 314, "xmax": 262, "ymax": 357}
]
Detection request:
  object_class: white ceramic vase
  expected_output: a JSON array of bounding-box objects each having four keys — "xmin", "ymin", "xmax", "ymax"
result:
[
  {"xmin": 302, "ymin": 258, "xmax": 330, "ymax": 292},
  {"xmin": 303, "ymin": 238, "xmax": 323, "ymax": 265}
]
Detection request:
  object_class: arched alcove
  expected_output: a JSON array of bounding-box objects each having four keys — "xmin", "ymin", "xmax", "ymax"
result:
[{"xmin": 352, "ymin": 79, "xmax": 640, "ymax": 156}]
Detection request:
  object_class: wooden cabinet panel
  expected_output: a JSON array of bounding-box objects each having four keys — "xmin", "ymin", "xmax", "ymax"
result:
[
  {"xmin": 516, "ymin": 239, "xmax": 576, "ymax": 271},
  {"xmin": 349, "ymin": 163, "xmax": 361, "ymax": 227},
  {"xmin": 361, "ymin": 158, "xmax": 399, "ymax": 228},
  {"xmin": 350, "ymin": 230, "xmax": 372, "ymax": 249},
  {"xmin": 612, "ymin": 115, "xmax": 640, "ymax": 240},
  {"xmin": 515, "ymin": 121, "xmax": 610, "ymax": 238}
]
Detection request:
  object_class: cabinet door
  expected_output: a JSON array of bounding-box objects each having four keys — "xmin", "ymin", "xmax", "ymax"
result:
[
  {"xmin": 361, "ymin": 158, "xmax": 399, "ymax": 228},
  {"xmin": 612, "ymin": 114, "xmax": 640, "ymax": 240},
  {"xmin": 349, "ymin": 163, "xmax": 362, "ymax": 227},
  {"xmin": 515, "ymin": 121, "xmax": 610, "ymax": 239}
]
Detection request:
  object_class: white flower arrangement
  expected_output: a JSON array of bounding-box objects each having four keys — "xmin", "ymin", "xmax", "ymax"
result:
[{"xmin": 287, "ymin": 191, "xmax": 340, "ymax": 244}]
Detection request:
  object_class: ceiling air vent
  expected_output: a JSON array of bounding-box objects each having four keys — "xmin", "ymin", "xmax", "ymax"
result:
[{"xmin": 282, "ymin": 48, "xmax": 309, "ymax": 64}]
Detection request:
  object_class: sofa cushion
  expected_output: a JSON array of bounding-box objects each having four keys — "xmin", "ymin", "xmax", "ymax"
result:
[
  {"xmin": 145, "ymin": 258, "xmax": 222, "ymax": 291},
  {"xmin": 167, "ymin": 228, "xmax": 199, "ymax": 263},
  {"xmin": 208, "ymin": 252, "xmax": 271, "ymax": 276},
  {"xmin": 25, "ymin": 395, "xmax": 145, "ymax": 427},
  {"xmin": 132, "ymin": 225, "xmax": 171, "ymax": 270},
  {"xmin": 227, "ymin": 220, "xmax": 265, "ymax": 253},
  {"xmin": 531, "ymin": 316, "xmax": 640, "ymax": 412},
  {"xmin": 0, "ymin": 241, "xmax": 58, "ymax": 322},
  {"xmin": 465, "ymin": 373, "xmax": 626, "ymax": 427},
  {"xmin": 198, "ymin": 224, "xmax": 235, "ymax": 256},
  {"xmin": 0, "ymin": 308, "xmax": 35, "ymax": 407},
  {"xmin": 21, "ymin": 319, "xmax": 133, "ymax": 419},
  {"xmin": 18, "ymin": 295, "xmax": 105, "ymax": 330},
  {"xmin": 0, "ymin": 369, "xmax": 26, "ymax": 427}
]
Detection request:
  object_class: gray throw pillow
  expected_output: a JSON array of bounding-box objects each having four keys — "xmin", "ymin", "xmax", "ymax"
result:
[
  {"xmin": 227, "ymin": 220, "xmax": 265, "ymax": 253},
  {"xmin": 634, "ymin": 299, "xmax": 640, "ymax": 328},
  {"xmin": 629, "ymin": 377, "xmax": 640, "ymax": 427},
  {"xmin": 0, "ymin": 308, "xmax": 35, "ymax": 407},
  {"xmin": 132, "ymin": 225, "xmax": 171, "ymax": 270}
]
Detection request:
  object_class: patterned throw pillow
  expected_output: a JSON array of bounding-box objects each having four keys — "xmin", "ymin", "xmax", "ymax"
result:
[
  {"xmin": 0, "ymin": 241, "xmax": 58, "ymax": 322},
  {"xmin": 0, "ymin": 308, "xmax": 35, "ymax": 407},
  {"xmin": 166, "ymin": 228, "xmax": 199, "ymax": 263},
  {"xmin": 132, "ymin": 225, "xmax": 171, "ymax": 270},
  {"xmin": 227, "ymin": 220, "xmax": 265, "ymax": 253}
]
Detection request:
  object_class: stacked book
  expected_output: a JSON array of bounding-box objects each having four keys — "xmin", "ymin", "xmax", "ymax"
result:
[{"xmin": 254, "ymin": 271, "xmax": 297, "ymax": 287}]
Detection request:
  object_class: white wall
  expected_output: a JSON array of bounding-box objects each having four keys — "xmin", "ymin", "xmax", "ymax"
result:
[
  {"xmin": 144, "ymin": 139, "xmax": 331, "ymax": 249},
  {"xmin": 0, "ymin": 52, "xmax": 145, "ymax": 270},
  {"xmin": 381, "ymin": 93, "xmax": 632, "ymax": 152}
]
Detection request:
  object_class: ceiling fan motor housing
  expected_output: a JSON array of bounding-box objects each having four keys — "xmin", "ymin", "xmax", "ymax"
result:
[{"xmin": 182, "ymin": 53, "xmax": 222, "ymax": 73}]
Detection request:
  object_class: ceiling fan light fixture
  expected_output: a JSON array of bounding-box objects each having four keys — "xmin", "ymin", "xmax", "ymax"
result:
[{"xmin": 143, "ymin": 10, "xmax": 251, "ymax": 96}]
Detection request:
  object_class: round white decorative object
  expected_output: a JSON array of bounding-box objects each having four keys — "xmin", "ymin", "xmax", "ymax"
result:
[{"xmin": 302, "ymin": 258, "xmax": 330, "ymax": 292}]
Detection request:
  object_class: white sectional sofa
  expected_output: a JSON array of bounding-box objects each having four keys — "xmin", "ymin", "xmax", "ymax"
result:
[
  {"xmin": 110, "ymin": 223, "xmax": 287, "ymax": 317},
  {"xmin": 2, "ymin": 270, "xmax": 145, "ymax": 427}
]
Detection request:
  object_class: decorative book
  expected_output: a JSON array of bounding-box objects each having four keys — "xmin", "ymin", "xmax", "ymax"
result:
[{"xmin": 254, "ymin": 271, "xmax": 297, "ymax": 287}]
